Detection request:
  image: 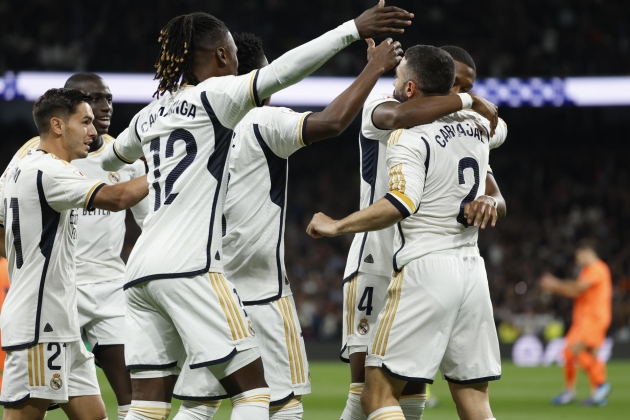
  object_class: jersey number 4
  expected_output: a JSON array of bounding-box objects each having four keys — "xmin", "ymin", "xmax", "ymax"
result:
[
  {"xmin": 149, "ymin": 129, "xmax": 198, "ymax": 211},
  {"xmin": 456, "ymin": 157, "xmax": 480, "ymax": 228}
]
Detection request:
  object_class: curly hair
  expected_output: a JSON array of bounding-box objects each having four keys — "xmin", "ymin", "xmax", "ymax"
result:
[
  {"xmin": 153, "ymin": 12, "xmax": 229, "ymax": 97},
  {"xmin": 33, "ymin": 88, "xmax": 92, "ymax": 134},
  {"xmin": 233, "ymin": 32, "xmax": 266, "ymax": 76}
]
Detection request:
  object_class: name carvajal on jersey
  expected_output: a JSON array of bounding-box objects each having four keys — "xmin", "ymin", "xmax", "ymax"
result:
[{"xmin": 434, "ymin": 121, "xmax": 487, "ymax": 148}]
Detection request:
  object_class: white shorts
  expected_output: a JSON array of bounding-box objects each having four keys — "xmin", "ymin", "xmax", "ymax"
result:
[
  {"xmin": 77, "ymin": 279, "xmax": 126, "ymax": 350},
  {"xmin": 341, "ymin": 273, "xmax": 390, "ymax": 362},
  {"xmin": 0, "ymin": 341, "xmax": 100, "ymax": 407},
  {"xmin": 125, "ymin": 273, "xmax": 258, "ymax": 379},
  {"xmin": 174, "ymin": 295, "xmax": 310, "ymax": 405},
  {"xmin": 365, "ymin": 248, "xmax": 501, "ymax": 384}
]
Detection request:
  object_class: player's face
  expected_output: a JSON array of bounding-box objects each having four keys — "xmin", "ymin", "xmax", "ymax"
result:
[
  {"xmin": 63, "ymin": 102, "xmax": 97, "ymax": 160},
  {"xmin": 392, "ymin": 57, "xmax": 409, "ymax": 102},
  {"xmin": 75, "ymin": 78, "xmax": 113, "ymax": 135},
  {"xmin": 450, "ymin": 61, "xmax": 476, "ymax": 94}
]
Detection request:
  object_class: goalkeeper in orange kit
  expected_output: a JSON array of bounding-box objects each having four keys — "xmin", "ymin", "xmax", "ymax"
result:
[{"xmin": 540, "ymin": 240, "xmax": 612, "ymax": 407}]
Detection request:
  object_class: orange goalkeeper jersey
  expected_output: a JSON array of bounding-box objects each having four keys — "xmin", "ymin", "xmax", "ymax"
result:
[{"xmin": 573, "ymin": 259, "xmax": 612, "ymax": 328}]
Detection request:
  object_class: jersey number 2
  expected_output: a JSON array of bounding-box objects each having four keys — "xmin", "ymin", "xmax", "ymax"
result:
[
  {"xmin": 150, "ymin": 129, "xmax": 198, "ymax": 211},
  {"xmin": 456, "ymin": 157, "xmax": 480, "ymax": 228}
]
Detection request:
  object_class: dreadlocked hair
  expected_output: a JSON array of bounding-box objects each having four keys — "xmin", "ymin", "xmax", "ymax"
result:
[
  {"xmin": 153, "ymin": 12, "xmax": 229, "ymax": 98},
  {"xmin": 233, "ymin": 32, "xmax": 265, "ymax": 76}
]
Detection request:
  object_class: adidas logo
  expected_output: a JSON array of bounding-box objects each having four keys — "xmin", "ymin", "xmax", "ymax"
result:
[
  {"xmin": 44, "ymin": 323, "xmax": 54, "ymax": 332},
  {"xmin": 364, "ymin": 254, "xmax": 374, "ymax": 263},
  {"xmin": 215, "ymin": 251, "xmax": 221, "ymax": 261}
]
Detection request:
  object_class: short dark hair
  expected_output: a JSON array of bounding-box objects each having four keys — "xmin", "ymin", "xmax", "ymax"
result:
[
  {"xmin": 153, "ymin": 12, "xmax": 230, "ymax": 97},
  {"xmin": 441, "ymin": 45, "xmax": 476, "ymax": 72},
  {"xmin": 576, "ymin": 239, "xmax": 598, "ymax": 254},
  {"xmin": 64, "ymin": 72, "xmax": 103, "ymax": 89},
  {"xmin": 32, "ymin": 88, "xmax": 92, "ymax": 135},
  {"xmin": 233, "ymin": 32, "xmax": 266, "ymax": 76},
  {"xmin": 403, "ymin": 45, "xmax": 455, "ymax": 96}
]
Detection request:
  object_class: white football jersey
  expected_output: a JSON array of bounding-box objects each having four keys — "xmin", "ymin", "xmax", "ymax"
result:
[
  {"xmin": 385, "ymin": 111, "xmax": 508, "ymax": 270},
  {"xmin": 223, "ymin": 106, "xmax": 310, "ymax": 304},
  {"xmin": 111, "ymin": 72, "xmax": 268, "ymax": 288},
  {"xmin": 0, "ymin": 151, "xmax": 105, "ymax": 349},
  {"xmin": 343, "ymin": 95, "xmax": 399, "ymax": 281},
  {"xmin": 1, "ymin": 135, "xmax": 147, "ymax": 286}
]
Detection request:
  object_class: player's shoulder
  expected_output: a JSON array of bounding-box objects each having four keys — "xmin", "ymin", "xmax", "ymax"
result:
[
  {"xmin": 33, "ymin": 152, "xmax": 86, "ymax": 179},
  {"xmin": 363, "ymin": 94, "xmax": 399, "ymax": 116},
  {"xmin": 102, "ymin": 134, "xmax": 115, "ymax": 144},
  {"xmin": 15, "ymin": 136, "xmax": 41, "ymax": 159}
]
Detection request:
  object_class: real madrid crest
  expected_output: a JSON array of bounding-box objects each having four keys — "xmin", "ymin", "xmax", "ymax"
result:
[
  {"xmin": 357, "ymin": 318, "xmax": 370, "ymax": 335},
  {"xmin": 50, "ymin": 373, "xmax": 63, "ymax": 390},
  {"xmin": 248, "ymin": 320, "xmax": 256, "ymax": 336},
  {"xmin": 108, "ymin": 172, "xmax": 121, "ymax": 183}
]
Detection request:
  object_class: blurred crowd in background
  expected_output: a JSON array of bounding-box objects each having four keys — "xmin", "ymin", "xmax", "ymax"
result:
[
  {"xmin": 1, "ymin": 0, "xmax": 630, "ymax": 77},
  {"xmin": 1, "ymin": 0, "xmax": 630, "ymax": 347}
]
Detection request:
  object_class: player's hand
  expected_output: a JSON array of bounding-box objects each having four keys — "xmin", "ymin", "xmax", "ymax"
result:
[
  {"xmin": 470, "ymin": 93, "xmax": 499, "ymax": 137},
  {"xmin": 306, "ymin": 212, "xmax": 340, "ymax": 238},
  {"xmin": 365, "ymin": 38, "xmax": 403, "ymax": 73},
  {"xmin": 540, "ymin": 273, "xmax": 560, "ymax": 291},
  {"xmin": 354, "ymin": 0, "xmax": 414, "ymax": 39},
  {"xmin": 464, "ymin": 195, "xmax": 498, "ymax": 229}
]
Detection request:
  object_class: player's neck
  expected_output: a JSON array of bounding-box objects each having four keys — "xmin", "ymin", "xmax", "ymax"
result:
[
  {"xmin": 37, "ymin": 138, "xmax": 71, "ymax": 162},
  {"xmin": 89, "ymin": 135, "xmax": 104, "ymax": 153}
]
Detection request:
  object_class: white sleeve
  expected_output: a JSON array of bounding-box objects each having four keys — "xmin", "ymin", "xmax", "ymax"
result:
[
  {"xmin": 199, "ymin": 20, "xmax": 359, "ymax": 130},
  {"xmin": 255, "ymin": 20, "xmax": 360, "ymax": 101},
  {"xmin": 361, "ymin": 95, "xmax": 399, "ymax": 142},
  {"xmin": 101, "ymin": 126, "xmax": 143, "ymax": 171},
  {"xmin": 128, "ymin": 160, "xmax": 149, "ymax": 228},
  {"xmin": 489, "ymin": 118, "xmax": 508, "ymax": 149},
  {"xmin": 250, "ymin": 107, "xmax": 311, "ymax": 159},
  {"xmin": 42, "ymin": 165, "xmax": 105, "ymax": 212},
  {"xmin": 384, "ymin": 129, "xmax": 428, "ymax": 218}
]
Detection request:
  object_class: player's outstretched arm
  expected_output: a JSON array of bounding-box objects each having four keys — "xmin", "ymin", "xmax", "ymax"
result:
[
  {"xmin": 540, "ymin": 273, "xmax": 591, "ymax": 298},
  {"xmin": 91, "ymin": 175, "xmax": 149, "ymax": 212},
  {"xmin": 307, "ymin": 198, "xmax": 402, "ymax": 238},
  {"xmin": 255, "ymin": 1, "xmax": 413, "ymax": 102},
  {"xmin": 304, "ymin": 38, "xmax": 403, "ymax": 144},
  {"xmin": 372, "ymin": 93, "xmax": 499, "ymax": 135}
]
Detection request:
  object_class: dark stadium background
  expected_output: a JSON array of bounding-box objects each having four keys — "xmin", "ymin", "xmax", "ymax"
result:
[{"xmin": 1, "ymin": 0, "xmax": 629, "ymax": 351}]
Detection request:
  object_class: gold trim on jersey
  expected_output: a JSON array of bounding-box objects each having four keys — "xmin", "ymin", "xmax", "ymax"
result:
[
  {"xmin": 196, "ymin": 400, "xmax": 222, "ymax": 409},
  {"xmin": 248, "ymin": 70, "xmax": 257, "ymax": 108},
  {"xmin": 388, "ymin": 164, "xmax": 406, "ymax": 193},
  {"xmin": 297, "ymin": 112, "xmax": 312, "ymax": 147},
  {"xmin": 345, "ymin": 276, "xmax": 358, "ymax": 338},
  {"xmin": 83, "ymin": 182, "xmax": 105, "ymax": 210},
  {"xmin": 113, "ymin": 142, "xmax": 135, "ymax": 164},
  {"xmin": 270, "ymin": 396, "xmax": 302, "ymax": 412},
  {"xmin": 232, "ymin": 392, "xmax": 271, "ymax": 406},
  {"xmin": 88, "ymin": 134, "xmax": 114, "ymax": 157},
  {"xmin": 16, "ymin": 137, "xmax": 41, "ymax": 159},
  {"xmin": 208, "ymin": 273, "xmax": 247, "ymax": 340},
  {"xmin": 372, "ymin": 269, "xmax": 404, "ymax": 356},
  {"xmin": 388, "ymin": 190, "xmax": 415, "ymax": 213},
  {"xmin": 28, "ymin": 344, "xmax": 46, "ymax": 387},
  {"xmin": 387, "ymin": 129, "xmax": 403, "ymax": 148},
  {"xmin": 277, "ymin": 297, "xmax": 306, "ymax": 385}
]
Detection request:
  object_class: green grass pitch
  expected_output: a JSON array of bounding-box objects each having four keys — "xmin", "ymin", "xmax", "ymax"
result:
[{"xmin": 4, "ymin": 361, "xmax": 629, "ymax": 419}]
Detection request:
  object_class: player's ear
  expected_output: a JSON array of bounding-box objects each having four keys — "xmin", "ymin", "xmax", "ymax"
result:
[
  {"xmin": 49, "ymin": 117, "xmax": 64, "ymax": 136},
  {"xmin": 405, "ymin": 80, "xmax": 418, "ymax": 99},
  {"xmin": 215, "ymin": 47, "xmax": 228, "ymax": 68}
]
